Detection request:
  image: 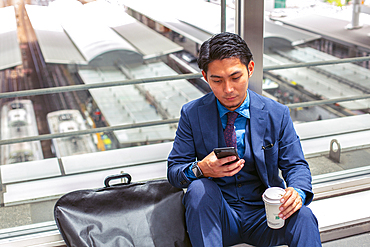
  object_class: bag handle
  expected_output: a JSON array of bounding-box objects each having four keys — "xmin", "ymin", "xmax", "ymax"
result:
[{"xmin": 104, "ymin": 173, "xmax": 132, "ymax": 187}]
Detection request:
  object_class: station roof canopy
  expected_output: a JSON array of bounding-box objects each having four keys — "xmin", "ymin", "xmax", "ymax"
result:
[
  {"xmin": 121, "ymin": 0, "xmax": 321, "ymax": 46},
  {"xmin": 78, "ymin": 61, "xmax": 203, "ymax": 145},
  {"xmin": 78, "ymin": 66, "xmax": 176, "ymax": 145},
  {"xmin": 25, "ymin": 5, "xmax": 87, "ymax": 65},
  {"xmin": 121, "ymin": 0, "xmax": 212, "ymax": 44},
  {"xmin": 83, "ymin": 1, "xmax": 183, "ymax": 60},
  {"xmin": 271, "ymin": 14, "xmax": 370, "ymax": 52},
  {"xmin": 0, "ymin": 6, "xmax": 22, "ymax": 70},
  {"xmin": 56, "ymin": 3, "xmax": 142, "ymax": 65},
  {"xmin": 28, "ymin": 1, "xmax": 142, "ymax": 66},
  {"xmin": 25, "ymin": 0, "xmax": 183, "ymax": 66},
  {"xmin": 263, "ymin": 47, "xmax": 370, "ymax": 110},
  {"xmin": 264, "ymin": 19, "xmax": 321, "ymax": 46}
]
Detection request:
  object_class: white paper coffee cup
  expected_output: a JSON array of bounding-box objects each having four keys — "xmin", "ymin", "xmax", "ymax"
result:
[{"xmin": 262, "ymin": 187, "xmax": 286, "ymax": 229}]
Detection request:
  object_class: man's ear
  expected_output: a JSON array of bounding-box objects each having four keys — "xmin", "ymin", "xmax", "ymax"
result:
[
  {"xmin": 248, "ymin": 61, "xmax": 255, "ymax": 78},
  {"xmin": 201, "ymin": 70, "xmax": 208, "ymax": 82}
]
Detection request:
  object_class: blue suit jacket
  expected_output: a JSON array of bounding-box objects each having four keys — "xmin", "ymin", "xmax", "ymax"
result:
[{"xmin": 167, "ymin": 90, "xmax": 314, "ymax": 205}]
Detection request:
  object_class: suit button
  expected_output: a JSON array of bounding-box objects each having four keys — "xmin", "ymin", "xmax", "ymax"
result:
[
  {"xmin": 237, "ymin": 175, "xmax": 241, "ymax": 179},
  {"xmin": 241, "ymin": 197, "xmax": 245, "ymax": 201},
  {"xmin": 238, "ymin": 184, "xmax": 242, "ymax": 188}
]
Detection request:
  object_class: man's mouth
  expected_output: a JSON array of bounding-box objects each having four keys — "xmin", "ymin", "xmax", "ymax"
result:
[{"xmin": 225, "ymin": 96, "xmax": 237, "ymax": 101}]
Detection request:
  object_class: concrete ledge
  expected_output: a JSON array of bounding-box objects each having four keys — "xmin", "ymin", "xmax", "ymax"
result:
[
  {"xmin": 0, "ymin": 221, "xmax": 64, "ymax": 247},
  {"xmin": 309, "ymin": 190, "xmax": 370, "ymax": 242}
]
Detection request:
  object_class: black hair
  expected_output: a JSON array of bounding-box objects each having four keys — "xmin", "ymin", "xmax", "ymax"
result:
[{"xmin": 197, "ymin": 32, "xmax": 253, "ymax": 74}]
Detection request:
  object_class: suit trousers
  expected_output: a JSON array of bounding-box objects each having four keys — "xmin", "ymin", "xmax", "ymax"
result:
[{"xmin": 183, "ymin": 178, "xmax": 321, "ymax": 247}]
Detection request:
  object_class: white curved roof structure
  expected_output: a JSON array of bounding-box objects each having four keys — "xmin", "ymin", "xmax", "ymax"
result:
[
  {"xmin": 25, "ymin": 0, "xmax": 183, "ymax": 66},
  {"xmin": 265, "ymin": 19, "xmax": 321, "ymax": 46},
  {"xmin": 121, "ymin": 0, "xmax": 321, "ymax": 47},
  {"xmin": 61, "ymin": 18, "xmax": 142, "ymax": 65},
  {"xmin": 0, "ymin": 6, "xmax": 22, "ymax": 70},
  {"xmin": 25, "ymin": 5, "xmax": 87, "ymax": 65},
  {"xmin": 49, "ymin": 1, "xmax": 142, "ymax": 66},
  {"xmin": 26, "ymin": 1, "xmax": 143, "ymax": 66},
  {"xmin": 83, "ymin": 0, "xmax": 183, "ymax": 60}
]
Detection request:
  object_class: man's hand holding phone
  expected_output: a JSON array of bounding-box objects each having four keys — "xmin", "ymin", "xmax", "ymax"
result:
[{"xmin": 197, "ymin": 147, "xmax": 245, "ymax": 178}]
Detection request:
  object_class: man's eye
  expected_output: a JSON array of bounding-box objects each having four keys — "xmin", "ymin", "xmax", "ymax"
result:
[
  {"xmin": 233, "ymin": 76, "xmax": 241, "ymax": 80},
  {"xmin": 213, "ymin": 80, "xmax": 221, "ymax": 83}
]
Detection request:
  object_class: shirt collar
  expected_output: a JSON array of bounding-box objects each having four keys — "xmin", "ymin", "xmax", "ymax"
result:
[{"xmin": 216, "ymin": 90, "xmax": 250, "ymax": 119}]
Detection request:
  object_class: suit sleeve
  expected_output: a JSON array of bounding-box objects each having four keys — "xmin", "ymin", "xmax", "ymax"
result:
[
  {"xmin": 167, "ymin": 105, "xmax": 197, "ymax": 188},
  {"xmin": 278, "ymin": 106, "xmax": 314, "ymax": 205}
]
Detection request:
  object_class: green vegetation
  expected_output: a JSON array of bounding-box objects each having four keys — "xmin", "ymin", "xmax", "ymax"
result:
[{"xmin": 324, "ymin": 0, "xmax": 351, "ymax": 7}]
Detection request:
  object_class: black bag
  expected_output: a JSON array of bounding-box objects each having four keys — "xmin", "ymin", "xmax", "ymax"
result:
[{"xmin": 54, "ymin": 173, "xmax": 191, "ymax": 247}]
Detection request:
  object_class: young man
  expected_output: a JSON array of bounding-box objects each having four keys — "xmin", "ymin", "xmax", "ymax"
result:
[{"xmin": 167, "ymin": 32, "xmax": 321, "ymax": 247}]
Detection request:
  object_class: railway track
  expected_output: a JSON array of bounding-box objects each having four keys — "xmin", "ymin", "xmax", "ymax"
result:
[{"xmin": 13, "ymin": 2, "xmax": 92, "ymax": 158}]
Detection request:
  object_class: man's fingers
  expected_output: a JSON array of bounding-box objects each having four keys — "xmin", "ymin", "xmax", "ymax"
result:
[
  {"xmin": 280, "ymin": 188, "xmax": 293, "ymax": 204},
  {"xmin": 280, "ymin": 191, "xmax": 294, "ymax": 209},
  {"xmin": 218, "ymin": 155, "xmax": 238, "ymax": 166},
  {"xmin": 224, "ymin": 159, "xmax": 244, "ymax": 169},
  {"xmin": 279, "ymin": 196, "xmax": 302, "ymax": 219},
  {"xmin": 280, "ymin": 199, "xmax": 302, "ymax": 219},
  {"xmin": 223, "ymin": 160, "xmax": 244, "ymax": 176},
  {"xmin": 278, "ymin": 188, "xmax": 302, "ymax": 220}
]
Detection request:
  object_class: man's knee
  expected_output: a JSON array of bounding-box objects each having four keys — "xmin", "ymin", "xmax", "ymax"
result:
[
  {"xmin": 287, "ymin": 205, "xmax": 319, "ymax": 229},
  {"xmin": 297, "ymin": 206, "xmax": 317, "ymax": 223},
  {"xmin": 183, "ymin": 178, "xmax": 222, "ymax": 209},
  {"xmin": 284, "ymin": 206, "xmax": 321, "ymax": 246}
]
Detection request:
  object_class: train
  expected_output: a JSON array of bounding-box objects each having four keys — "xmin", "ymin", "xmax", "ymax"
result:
[
  {"xmin": 46, "ymin": 109, "xmax": 97, "ymax": 158},
  {"xmin": 0, "ymin": 99, "xmax": 43, "ymax": 165}
]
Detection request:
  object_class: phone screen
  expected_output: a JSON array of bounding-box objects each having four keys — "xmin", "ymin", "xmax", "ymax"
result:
[{"xmin": 213, "ymin": 147, "xmax": 239, "ymax": 165}]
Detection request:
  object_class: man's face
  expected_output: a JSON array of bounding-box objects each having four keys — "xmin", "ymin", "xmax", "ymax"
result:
[{"xmin": 202, "ymin": 57, "xmax": 254, "ymax": 111}]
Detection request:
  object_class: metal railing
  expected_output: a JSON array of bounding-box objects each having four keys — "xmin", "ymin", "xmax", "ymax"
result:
[
  {"xmin": 0, "ymin": 57, "xmax": 370, "ymax": 146},
  {"xmin": 0, "ymin": 118, "xmax": 179, "ymax": 145},
  {"xmin": 0, "ymin": 73, "xmax": 203, "ymax": 99},
  {"xmin": 286, "ymin": 94, "xmax": 370, "ymax": 109},
  {"xmin": 263, "ymin": 56, "xmax": 370, "ymax": 71}
]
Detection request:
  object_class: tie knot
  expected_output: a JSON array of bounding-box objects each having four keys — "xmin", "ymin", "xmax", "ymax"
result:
[{"xmin": 226, "ymin": 111, "xmax": 238, "ymax": 125}]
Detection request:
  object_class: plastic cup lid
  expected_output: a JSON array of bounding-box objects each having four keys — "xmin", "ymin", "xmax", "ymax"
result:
[{"xmin": 263, "ymin": 187, "xmax": 285, "ymax": 203}]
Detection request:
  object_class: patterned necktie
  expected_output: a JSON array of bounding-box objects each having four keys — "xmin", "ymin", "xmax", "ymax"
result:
[{"xmin": 224, "ymin": 111, "xmax": 238, "ymax": 149}]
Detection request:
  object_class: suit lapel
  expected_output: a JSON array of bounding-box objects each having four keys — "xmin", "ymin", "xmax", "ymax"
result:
[
  {"xmin": 198, "ymin": 94, "xmax": 223, "ymax": 152},
  {"xmin": 249, "ymin": 91, "xmax": 269, "ymax": 188}
]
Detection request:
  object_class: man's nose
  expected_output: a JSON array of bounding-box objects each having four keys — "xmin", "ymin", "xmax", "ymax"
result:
[{"xmin": 224, "ymin": 80, "xmax": 234, "ymax": 93}]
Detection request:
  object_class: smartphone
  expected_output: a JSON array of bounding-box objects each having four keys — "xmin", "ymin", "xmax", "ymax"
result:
[{"xmin": 213, "ymin": 147, "xmax": 239, "ymax": 165}]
